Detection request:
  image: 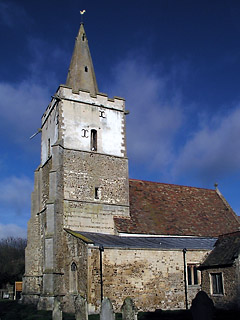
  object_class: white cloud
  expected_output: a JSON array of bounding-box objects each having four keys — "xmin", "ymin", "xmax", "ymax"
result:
[
  {"xmin": 0, "ymin": 223, "xmax": 27, "ymax": 239},
  {"xmin": 0, "ymin": 175, "xmax": 33, "ymax": 216},
  {"xmin": 0, "ymin": 80, "xmax": 50, "ymax": 151},
  {"xmin": 173, "ymin": 107, "xmax": 240, "ymax": 182},
  {"xmin": 105, "ymin": 54, "xmax": 240, "ymax": 185},
  {"xmin": 106, "ymin": 56, "xmax": 183, "ymax": 169}
]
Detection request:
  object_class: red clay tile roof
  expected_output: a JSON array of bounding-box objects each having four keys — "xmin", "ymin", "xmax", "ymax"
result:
[{"xmin": 114, "ymin": 179, "xmax": 240, "ymax": 237}]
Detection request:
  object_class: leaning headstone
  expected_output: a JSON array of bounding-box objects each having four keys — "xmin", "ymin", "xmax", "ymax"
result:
[
  {"xmin": 100, "ymin": 298, "xmax": 115, "ymax": 320},
  {"xmin": 121, "ymin": 297, "xmax": 138, "ymax": 320},
  {"xmin": 74, "ymin": 294, "xmax": 88, "ymax": 320},
  {"xmin": 52, "ymin": 296, "xmax": 62, "ymax": 320},
  {"xmin": 190, "ymin": 291, "xmax": 215, "ymax": 320}
]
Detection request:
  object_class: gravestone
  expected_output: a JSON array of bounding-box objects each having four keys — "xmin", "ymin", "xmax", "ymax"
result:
[
  {"xmin": 191, "ymin": 291, "xmax": 215, "ymax": 320},
  {"xmin": 74, "ymin": 294, "xmax": 88, "ymax": 320},
  {"xmin": 100, "ymin": 298, "xmax": 115, "ymax": 320},
  {"xmin": 121, "ymin": 297, "xmax": 138, "ymax": 320},
  {"xmin": 52, "ymin": 296, "xmax": 62, "ymax": 320}
]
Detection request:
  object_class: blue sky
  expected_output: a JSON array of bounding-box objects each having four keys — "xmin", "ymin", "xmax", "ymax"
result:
[{"xmin": 1, "ymin": 0, "xmax": 240, "ymax": 238}]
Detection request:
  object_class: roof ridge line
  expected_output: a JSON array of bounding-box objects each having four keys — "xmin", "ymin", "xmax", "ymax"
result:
[{"xmin": 129, "ymin": 178, "xmax": 214, "ymax": 191}]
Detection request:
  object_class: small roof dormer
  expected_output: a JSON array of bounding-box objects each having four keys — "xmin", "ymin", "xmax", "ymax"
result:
[{"xmin": 66, "ymin": 23, "xmax": 98, "ymax": 95}]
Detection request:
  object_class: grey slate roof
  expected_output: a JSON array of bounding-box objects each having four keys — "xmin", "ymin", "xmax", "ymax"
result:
[
  {"xmin": 200, "ymin": 231, "xmax": 240, "ymax": 269},
  {"xmin": 66, "ymin": 229, "xmax": 216, "ymax": 250}
]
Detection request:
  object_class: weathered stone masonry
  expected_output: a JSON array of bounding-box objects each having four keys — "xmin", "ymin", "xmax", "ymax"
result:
[
  {"xmin": 63, "ymin": 149, "xmax": 129, "ymax": 234},
  {"xmin": 86, "ymin": 246, "xmax": 210, "ymax": 313},
  {"xmin": 201, "ymin": 266, "xmax": 238, "ymax": 309}
]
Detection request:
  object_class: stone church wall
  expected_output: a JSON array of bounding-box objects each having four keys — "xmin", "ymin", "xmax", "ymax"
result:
[
  {"xmin": 41, "ymin": 158, "xmax": 52, "ymax": 209},
  {"xmin": 57, "ymin": 232, "xmax": 89, "ymax": 313},
  {"xmin": 58, "ymin": 86, "xmax": 127, "ymax": 158},
  {"xmin": 87, "ymin": 247, "xmax": 209, "ymax": 313},
  {"xmin": 41, "ymin": 97, "xmax": 59, "ymax": 164},
  {"xmin": 62, "ymin": 149, "xmax": 130, "ymax": 234},
  {"xmin": 201, "ymin": 264, "xmax": 239, "ymax": 309},
  {"xmin": 23, "ymin": 159, "xmax": 52, "ymax": 303}
]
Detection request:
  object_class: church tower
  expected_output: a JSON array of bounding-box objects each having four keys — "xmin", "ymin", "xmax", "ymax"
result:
[{"xmin": 23, "ymin": 22, "xmax": 130, "ymax": 309}]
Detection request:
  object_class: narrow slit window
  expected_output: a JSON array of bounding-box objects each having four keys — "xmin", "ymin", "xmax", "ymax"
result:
[
  {"xmin": 85, "ymin": 66, "xmax": 88, "ymax": 72},
  {"xmin": 70, "ymin": 262, "xmax": 77, "ymax": 293},
  {"xmin": 48, "ymin": 138, "xmax": 51, "ymax": 157},
  {"xmin": 95, "ymin": 187, "xmax": 99, "ymax": 199},
  {"xmin": 91, "ymin": 129, "xmax": 97, "ymax": 151},
  {"xmin": 187, "ymin": 265, "xmax": 192, "ymax": 285},
  {"xmin": 82, "ymin": 34, "xmax": 85, "ymax": 41}
]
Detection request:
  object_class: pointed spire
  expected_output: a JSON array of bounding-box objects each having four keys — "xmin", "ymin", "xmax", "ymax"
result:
[{"xmin": 66, "ymin": 23, "xmax": 98, "ymax": 95}]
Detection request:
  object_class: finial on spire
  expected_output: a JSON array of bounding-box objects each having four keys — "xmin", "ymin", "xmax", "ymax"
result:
[
  {"xmin": 214, "ymin": 182, "xmax": 218, "ymax": 190},
  {"xmin": 80, "ymin": 10, "xmax": 86, "ymax": 23}
]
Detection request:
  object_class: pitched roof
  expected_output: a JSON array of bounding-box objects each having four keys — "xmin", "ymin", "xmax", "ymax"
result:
[
  {"xmin": 199, "ymin": 231, "xmax": 240, "ymax": 269},
  {"xmin": 114, "ymin": 179, "xmax": 240, "ymax": 237},
  {"xmin": 65, "ymin": 229, "xmax": 216, "ymax": 250}
]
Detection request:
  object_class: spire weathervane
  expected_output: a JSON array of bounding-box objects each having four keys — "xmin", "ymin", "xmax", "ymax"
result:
[{"xmin": 80, "ymin": 10, "xmax": 86, "ymax": 23}]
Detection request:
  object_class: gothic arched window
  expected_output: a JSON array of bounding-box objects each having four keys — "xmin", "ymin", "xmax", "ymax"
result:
[{"xmin": 71, "ymin": 262, "xmax": 77, "ymax": 271}]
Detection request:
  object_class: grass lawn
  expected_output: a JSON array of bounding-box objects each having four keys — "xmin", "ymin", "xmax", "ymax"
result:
[
  {"xmin": 0, "ymin": 300, "xmax": 73, "ymax": 320},
  {"xmin": 0, "ymin": 300, "xmax": 118, "ymax": 320},
  {"xmin": 0, "ymin": 300, "xmax": 191, "ymax": 320},
  {"xmin": 1, "ymin": 299, "xmax": 240, "ymax": 320}
]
